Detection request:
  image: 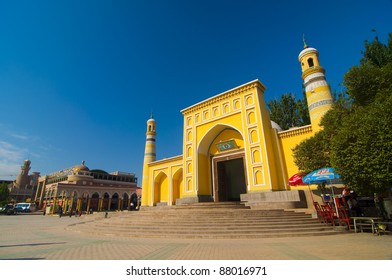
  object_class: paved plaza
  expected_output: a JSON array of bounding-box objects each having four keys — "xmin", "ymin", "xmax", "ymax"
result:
[{"xmin": 1, "ymin": 213, "xmax": 392, "ymax": 260}]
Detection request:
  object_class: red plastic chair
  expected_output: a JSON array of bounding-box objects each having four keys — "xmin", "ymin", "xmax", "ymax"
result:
[
  {"xmin": 321, "ymin": 204, "xmax": 336, "ymax": 226},
  {"xmin": 313, "ymin": 202, "xmax": 327, "ymax": 224},
  {"xmin": 337, "ymin": 206, "xmax": 352, "ymax": 230}
]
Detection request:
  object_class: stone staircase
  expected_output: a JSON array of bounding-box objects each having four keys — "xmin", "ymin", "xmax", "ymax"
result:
[{"xmin": 67, "ymin": 202, "xmax": 343, "ymax": 239}]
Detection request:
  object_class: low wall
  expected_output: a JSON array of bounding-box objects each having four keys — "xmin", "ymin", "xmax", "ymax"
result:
[{"xmin": 241, "ymin": 190, "xmax": 308, "ymax": 209}]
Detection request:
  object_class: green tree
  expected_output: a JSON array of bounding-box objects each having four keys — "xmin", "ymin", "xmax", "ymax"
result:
[
  {"xmin": 361, "ymin": 34, "xmax": 392, "ymax": 67},
  {"xmin": 293, "ymin": 93, "xmax": 350, "ymax": 174},
  {"xmin": 332, "ymin": 34, "xmax": 392, "ymax": 194},
  {"xmin": 292, "ymin": 131, "xmax": 330, "ymax": 175},
  {"xmin": 296, "ymin": 89, "xmax": 311, "ymax": 126},
  {"xmin": 331, "ymin": 94, "xmax": 392, "ymax": 195},
  {"xmin": 267, "ymin": 92, "xmax": 310, "ymax": 130},
  {"xmin": 0, "ymin": 182, "xmax": 10, "ymax": 205},
  {"xmin": 344, "ymin": 34, "xmax": 392, "ymax": 106}
]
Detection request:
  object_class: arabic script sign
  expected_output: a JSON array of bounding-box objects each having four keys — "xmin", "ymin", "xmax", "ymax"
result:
[{"xmin": 216, "ymin": 139, "xmax": 238, "ymax": 152}]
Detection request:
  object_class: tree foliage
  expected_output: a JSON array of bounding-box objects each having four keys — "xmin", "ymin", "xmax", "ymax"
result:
[
  {"xmin": 331, "ymin": 94, "xmax": 392, "ymax": 195},
  {"xmin": 0, "ymin": 182, "xmax": 10, "ymax": 205},
  {"xmin": 361, "ymin": 34, "xmax": 392, "ymax": 67},
  {"xmin": 292, "ymin": 131, "xmax": 330, "ymax": 175},
  {"xmin": 293, "ymin": 33, "xmax": 392, "ymax": 195},
  {"xmin": 344, "ymin": 34, "xmax": 392, "ymax": 106},
  {"xmin": 267, "ymin": 92, "xmax": 310, "ymax": 130},
  {"xmin": 292, "ymin": 96, "xmax": 351, "ymax": 174}
]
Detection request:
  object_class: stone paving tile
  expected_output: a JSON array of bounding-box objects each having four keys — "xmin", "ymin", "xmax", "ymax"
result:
[{"xmin": 1, "ymin": 214, "xmax": 392, "ymax": 260}]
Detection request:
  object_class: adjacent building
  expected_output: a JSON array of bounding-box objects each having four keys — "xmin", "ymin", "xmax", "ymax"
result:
[{"xmin": 34, "ymin": 161, "xmax": 140, "ymax": 214}]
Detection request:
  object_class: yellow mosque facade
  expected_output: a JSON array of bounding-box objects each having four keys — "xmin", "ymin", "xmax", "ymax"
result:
[{"xmin": 141, "ymin": 43, "xmax": 333, "ymax": 208}]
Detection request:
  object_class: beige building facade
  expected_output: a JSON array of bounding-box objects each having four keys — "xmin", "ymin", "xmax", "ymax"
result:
[{"xmin": 35, "ymin": 161, "xmax": 140, "ymax": 214}]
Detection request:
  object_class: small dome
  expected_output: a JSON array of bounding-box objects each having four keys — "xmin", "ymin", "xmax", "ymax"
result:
[
  {"xmin": 72, "ymin": 160, "xmax": 89, "ymax": 173},
  {"xmin": 147, "ymin": 113, "xmax": 156, "ymax": 123},
  {"xmin": 271, "ymin": 120, "xmax": 283, "ymax": 132},
  {"xmin": 298, "ymin": 47, "xmax": 318, "ymax": 61}
]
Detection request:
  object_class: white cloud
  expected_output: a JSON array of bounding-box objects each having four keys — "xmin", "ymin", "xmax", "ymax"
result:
[
  {"xmin": 0, "ymin": 141, "xmax": 25, "ymax": 159},
  {"xmin": 8, "ymin": 132, "xmax": 29, "ymax": 140},
  {"xmin": 0, "ymin": 141, "xmax": 26, "ymax": 178}
]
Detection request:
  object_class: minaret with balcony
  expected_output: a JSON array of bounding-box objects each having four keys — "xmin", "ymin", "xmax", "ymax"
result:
[
  {"xmin": 141, "ymin": 114, "xmax": 157, "ymax": 206},
  {"xmin": 298, "ymin": 39, "xmax": 333, "ymax": 132}
]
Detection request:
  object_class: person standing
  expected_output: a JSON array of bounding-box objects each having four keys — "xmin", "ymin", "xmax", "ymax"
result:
[{"xmin": 347, "ymin": 195, "xmax": 362, "ymax": 217}]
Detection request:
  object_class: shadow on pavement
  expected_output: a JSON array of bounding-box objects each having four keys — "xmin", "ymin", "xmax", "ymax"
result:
[
  {"xmin": 1, "ymin": 258, "xmax": 46, "ymax": 260},
  {"xmin": 0, "ymin": 242, "xmax": 66, "ymax": 248}
]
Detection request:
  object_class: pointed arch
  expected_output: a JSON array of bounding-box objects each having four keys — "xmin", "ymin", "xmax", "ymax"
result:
[
  {"xmin": 197, "ymin": 124, "xmax": 245, "ymax": 198},
  {"xmin": 111, "ymin": 193, "xmax": 119, "ymax": 210},
  {"xmin": 123, "ymin": 192, "xmax": 129, "ymax": 210},
  {"xmin": 90, "ymin": 192, "xmax": 100, "ymax": 211},
  {"xmin": 197, "ymin": 124, "xmax": 244, "ymax": 155},
  {"xmin": 130, "ymin": 193, "xmax": 138, "ymax": 210},
  {"xmin": 154, "ymin": 171, "xmax": 168, "ymax": 205},
  {"xmin": 103, "ymin": 192, "xmax": 110, "ymax": 210},
  {"xmin": 172, "ymin": 168, "xmax": 183, "ymax": 205},
  {"xmin": 80, "ymin": 192, "xmax": 89, "ymax": 212}
]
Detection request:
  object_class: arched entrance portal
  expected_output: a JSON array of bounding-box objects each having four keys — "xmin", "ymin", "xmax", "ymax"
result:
[{"xmin": 197, "ymin": 125, "xmax": 248, "ymax": 202}]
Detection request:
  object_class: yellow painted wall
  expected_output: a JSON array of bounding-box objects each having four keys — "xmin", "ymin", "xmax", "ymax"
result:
[
  {"xmin": 197, "ymin": 153, "xmax": 210, "ymax": 195},
  {"xmin": 255, "ymin": 89, "xmax": 283, "ymax": 191},
  {"xmin": 278, "ymin": 126, "xmax": 314, "ymax": 183}
]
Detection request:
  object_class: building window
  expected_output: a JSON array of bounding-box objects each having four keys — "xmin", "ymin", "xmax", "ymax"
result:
[{"xmin": 308, "ymin": 58, "xmax": 314, "ymax": 67}]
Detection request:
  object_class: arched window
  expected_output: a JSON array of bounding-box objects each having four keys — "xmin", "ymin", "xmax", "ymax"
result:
[{"xmin": 308, "ymin": 58, "xmax": 314, "ymax": 67}]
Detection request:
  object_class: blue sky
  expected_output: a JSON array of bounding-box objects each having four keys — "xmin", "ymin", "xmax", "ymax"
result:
[{"xmin": 0, "ymin": 0, "xmax": 391, "ymax": 183}]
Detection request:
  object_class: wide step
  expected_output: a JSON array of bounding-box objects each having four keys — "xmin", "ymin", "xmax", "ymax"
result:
[{"xmin": 67, "ymin": 203, "xmax": 345, "ymax": 239}]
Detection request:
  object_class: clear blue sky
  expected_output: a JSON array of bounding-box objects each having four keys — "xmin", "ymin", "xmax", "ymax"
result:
[{"xmin": 0, "ymin": 0, "xmax": 391, "ymax": 183}]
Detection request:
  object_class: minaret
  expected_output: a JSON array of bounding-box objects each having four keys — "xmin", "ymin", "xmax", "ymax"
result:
[
  {"xmin": 298, "ymin": 38, "xmax": 333, "ymax": 132},
  {"xmin": 15, "ymin": 160, "xmax": 31, "ymax": 188},
  {"xmin": 141, "ymin": 114, "xmax": 157, "ymax": 206}
]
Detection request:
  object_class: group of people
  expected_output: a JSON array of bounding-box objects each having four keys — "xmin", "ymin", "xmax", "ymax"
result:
[
  {"xmin": 340, "ymin": 188, "xmax": 388, "ymax": 219},
  {"xmin": 43, "ymin": 206, "xmax": 84, "ymax": 218},
  {"xmin": 67, "ymin": 208, "xmax": 83, "ymax": 217},
  {"xmin": 341, "ymin": 188, "xmax": 363, "ymax": 217}
]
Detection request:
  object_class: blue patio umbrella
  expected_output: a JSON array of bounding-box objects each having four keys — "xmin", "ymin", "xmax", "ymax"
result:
[
  {"xmin": 303, "ymin": 167, "xmax": 341, "ymax": 184},
  {"xmin": 303, "ymin": 167, "xmax": 342, "ymax": 216}
]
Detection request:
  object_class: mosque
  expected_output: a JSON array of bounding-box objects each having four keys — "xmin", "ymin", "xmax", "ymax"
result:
[{"xmin": 141, "ymin": 42, "xmax": 334, "ymax": 209}]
